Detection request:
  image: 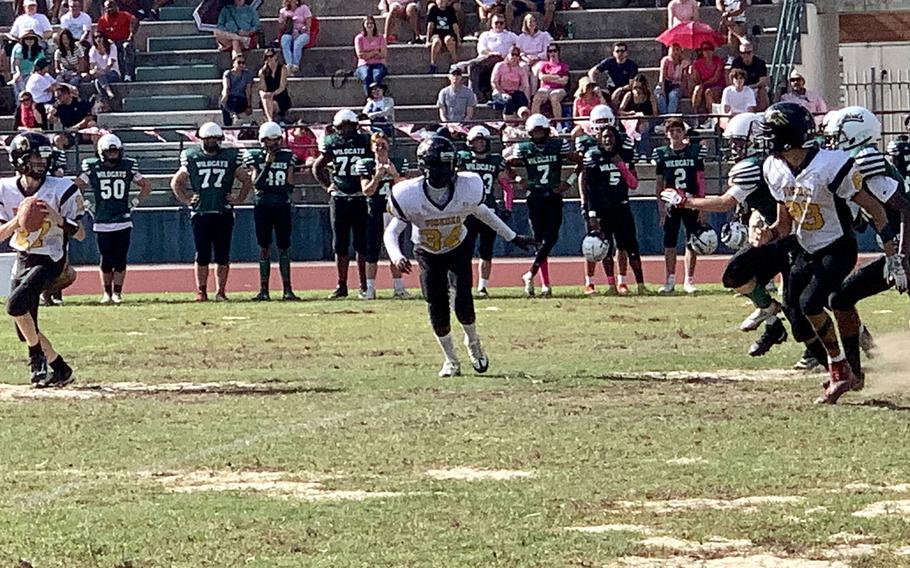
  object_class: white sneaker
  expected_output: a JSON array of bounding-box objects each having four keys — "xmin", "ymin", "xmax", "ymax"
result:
[
  {"xmin": 111, "ymin": 292, "xmax": 123, "ymax": 304},
  {"xmin": 100, "ymin": 293, "xmax": 112, "ymax": 304},
  {"xmin": 684, "ymin": 282, "xmax": 698, "ymax": 294},
  {"xmin": 658, "ymin": 282, "xmax": 675, "ymax": 294},
  {"xmin": 123, "ymin": 74, "xmax": 132, "ymax": 82},
  {"xmin": 522, "ymin": 272, "xmax": 535, "ymax": 297},
  {"xmin": 362, "ymin": 288, "xmax": 377, "ymax": 300},
  {"xmin": 393, "ymin": 289, "xmax": 411, "ymax": 299},
  {"xmin": 540, "ymin": 285, "xmax": 552, "ymax": 297},
  {"xmin": 438, "ymin": 359, "xmax": 462, "ymax": 378},
  {"xmin": 740, "ymin": 303, "xmax": 780, "ymax": 332},
  {"xmin": 464, "ymin": 336, "xmax": 489, "ymax": 373}
]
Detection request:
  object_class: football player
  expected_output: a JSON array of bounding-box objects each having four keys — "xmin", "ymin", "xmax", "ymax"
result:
[
  {"xmin": 354, "ymin": 131, "xmax": 409, "ymax": 299},
  {"xmin": 313, "ymin": 110, "xmax": 374, "ymax": 299},
  {"xmin": 384, "ymin": 136, "xmax": 535, "ymax": 377},
  {"xmin": 0, "ymin": 132, "xmax": 82, "ymax": 387},
  {"xmin": 506, "ymin": 113, "xmax": 580, "ymax": 297},
  {"xmin": 886, "ymin": 114, "xmax": 910, "ymax": 180},
  {"xmin": 76, "ymin": 134, "xmax": 151, "ymax": 304},
  {"xmin": 757, "ymin": 102, "xmax": 899, "ymax": 404},
  {"xmin": 661, "ymin": 112, "xmax": 792, "ymax": 358},
  {"xmin": 580, "ymin": 123, "xmax": 646, "ymax": 295},
  {"xmin": 243, "ymin": 121, "xmax": 299, "ymax": 302},
  {"xmin": 652, "ymin": 117, "xmax": 708, "ymax": 294},
  {"xmin": 171, "ymin": 122, "xmax": 252, "ymax": 302},
  {"xmin": 824, "ymin": 107, "xmax": 910, "ymax": 386},
  {"xmin": 457, "ymin": 125, "xmax": 514, "ymax": 297}
]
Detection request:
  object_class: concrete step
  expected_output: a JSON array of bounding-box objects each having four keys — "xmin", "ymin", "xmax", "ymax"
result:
[
  {"xmin": 158, "ymin": 5, "xmax": 195, "ymax": 21},
  {"xmin": 148, "ymin": 34, "xmax": 213, "ymax": 52},
  {"xmin": 122, "ymin": 94, "xmax": 211, "ymax": 112},
  {"xmin": 135, "ymin": 64, "xmax": 222, "ymax": 82}
]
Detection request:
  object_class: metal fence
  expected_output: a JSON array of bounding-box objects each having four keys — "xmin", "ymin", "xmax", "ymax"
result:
[{"xmin": 841, "ymin": 68, "xmax": 910, "ymax": 144}]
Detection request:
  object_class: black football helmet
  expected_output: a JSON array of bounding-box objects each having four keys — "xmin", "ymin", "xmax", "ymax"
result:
[
  {"xmin": 417, "ymin": 135, "xmax": 457, "ymax": 188},
  {"xmin": 758, "ymin": 102, "xmax": 817, "ymax": 154},
  {"xmin": 9, "ymin": 132, "xmax": 54, "ymax": 179}
]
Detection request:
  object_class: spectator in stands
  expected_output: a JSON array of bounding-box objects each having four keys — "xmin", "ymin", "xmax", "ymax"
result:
[
  {"xmin": 437, "ymin": 67, "xmax": 475, "ymax": 124},
  {"xmin": 587, "ymin": 41, "xmax": 638, "ymax": 107},
  {"xmin": 531, "ymin": 43, "xmax": 567, "ymax": 118},
  {"xmin": 354, "ymin": 16, "xmax": 389, "ymax": 96},
  {"xmin": 690, "ymin": 42, "xmax": 725, "ymax": 120},
  {"xmin": 8, "ymin": 0, "xmax": 54, "ymax": 42},
  {"xmin": 508, "ymin": 0, "xmax": 556, "ymax": 33},
  {"xmin": 49, "ymin": 83, "xmax": 96, "ymax": 130},
  {"xmin": 516, "ymin": 13, "xmax": 551, "ymax": 93},
  {"xmin": 491, "ymin": 45, "xmax": 529, "ymax": 120},
  {"xmin": 258, "ymin": 48, "xmax": 291, "ymax": 123},
  {"xmin": 619, "ymin": 73, "xmax": 657, "ymax": 154},
  {"xmin": 717, "ymin": 0, "xmax": 747, "ymax": 57},
  {"xmin": 476, "ymin": 0, "xmax": 505, "ymax": 26},
  {"xmin": 14, "ymin": 90, "xmax": 49, "ymax": 130},
  {"xmin": 655, "ymin": 42, "xmax": 688, "ymax": 115},
  {"xmin": 667, "ymin": 0, "xmax": 698, "ymax": 29},
  {"xmin": 278, "ymin": 0, "xmax": 310, "ymax": 75},
  {"xmin": 721, "ymin": 68, "xmax": 755, "ymax": 116},
  {"xmin": 54, "ymin": 29, "xmax": 86, "ymax": 85},
  {"xmin": 214, "ymin": 0, "xmax": 260, "ymax": 59},
  {"xmin": 430, "ymin": 0, "xmax": 467, "ymax": 36},
  {"xmin": 220, "ymin": 53, "xmax": 253, "ymax": 126},
  {"xmin": 380, "ymin": 0, "xmax": 421, "ymax": 44},
  {"xmin": 25, "ymin": 57, "xmax": 57, "ymax": 104},
  {"xmin": 362, "ymin": 82, "xmax": 395, "ymax": 135},
  {"xmin": 780, "ymin": 70, "xmax": 828, "ymax": 115},
  {"xmin": 426, "ymin": 0, "xmax": 460, "ymax": 74},
  {"xmin": 97, "ymin": 0, "xmax": 138, "ymax": 81},
  {"xmin": 730, "ymin": 41, "xmax": 768, "ymax": 110},
  {"xmin": 59, "ymin": 0, "xmax": 93, "ymax": 51},
  {"xmin": 571, "ymin": 76, "xmax": 605, "ymax": 137},
  {"xmin": 11, "ymin": 31, "xmax": 45, "ymax": 100},
  {"xmin": 88, "ymin": 34, "xmax": 118, "ymax": 106},
  {"xmin": 467, "ymin": 14, "xmax": 517, "ymax": 102}
]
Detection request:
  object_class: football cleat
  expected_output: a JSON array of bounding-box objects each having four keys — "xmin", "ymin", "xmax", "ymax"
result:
[
  {"xmin": 393, "ymin": 289, "xmax": 411, "ymax": 299},
  {"xmin": 748, "ymin": 318, "xmax": 788, "ymax": 357},
  {"xmin": 637, "ymin": 283, "xmax": 649, "ymax": 295},
  {"xmin": 539, "ymin": 286, "xmax": 552, "ymax": 298},
  {"xmin": 464, "ymin": 336, "xmax": 489, "ymax": 374},
  {"xmin": 740, "ymin": 302, "xmax": 781, "ymax": 332},
  {"xmin": 362, "ymin": 288, "xmax": 377, "ymax": 300},
  {"xmin": 522, "ymin": 272, "xmax": 535, "ymax": 297},
  {"xmin": 438, "ymin": 359, "xmax": 462, "ymax": 378},
  {"xmin": 684, "ymin": 282, "xmax": 698, "ymax": 294},
  {"xmin": 603, "ymin": 284, "xmax": 618, "ymax": 296},
  {"xmin": 584, "ymin": 283, "xmax": 596, "ymax": 295},
  {"xmin": 658, "ymin": 281, "xmax": 675, "ymax": 294},
  {"xmin": 328, "ymin": 286, "xmax": 348, "ymax": 299},
  {"xmin": 793, "ymin": 352, "xmax": 822, "ymax": 371},
  {"xmin": 111, "ymin": 292, "xmax": 123, "ymax": 304},
  {"xmin": 617, "ymin": 283, "xmax": 630, "ymax": 296},
  {"xmin": 100, "ymin": 293, "xmax": 112, "ymax": 305},
  {"xmin": 194, "ymin": 290, "xmax": 209, "ymax": 302},
  {"xmin": 252, "ymin": 290, "xmax": 271, "ymax": 301},
  {"xmin": 860, "ymin": 327, "xmax": 877, "ymax": 358},
  {"xmin": 215, "ymin": 292, "xmax": 229, "ymax": 302},
  {"xmin": 282, "ymin": 290, "xmax": 300, "ymax": 301},
  {"xmin": 29, "ymin": 351, "xmax": 48, "ymax": 386},
  {"xmin": 45, "ymin": 360, "xmax": 74, "ymax": 388},
  {"xmin": 476, "ymin": 287, "xmax": 489, "ymax": 298},
  {"xmin": 814, "ymin": 360, "xmax": 857, "ymax": 404}
]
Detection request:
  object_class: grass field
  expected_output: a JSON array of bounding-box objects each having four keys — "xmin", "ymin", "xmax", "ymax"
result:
[{"xmin": 1, "ymin": 287, "xmax": 910, "ymax": 567}]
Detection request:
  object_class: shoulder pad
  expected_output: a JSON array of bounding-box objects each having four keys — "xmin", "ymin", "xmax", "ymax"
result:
[{"xmin": 854, "ymin": 145, "xmax": 887, "ymax": 180}]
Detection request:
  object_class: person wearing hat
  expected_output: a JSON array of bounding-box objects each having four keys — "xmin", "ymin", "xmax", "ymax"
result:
[
  {"xmin": 780, "ymin": 70, "xmax": 828, "ymax": 116},
  {"xmin": 13, "ymin": 89, "xmax": 49, "ymax": 130},
  {"xmin": 437, "ymin": 67, "xmax": 477, "ymax": 125},
  {"xmin": 10, "ymin": 30, "xmax": 46, "ymax": 101},
  {"xmin": 362, "ymin": 82, "xmax": 395, "ymax": 136},
  {"xmin": 9, "ymin": 0, "xmax": 54, "ymax": 42},
  {"xmin": 24, "ymin": 57, "xmax": 58, "ymax": 105}
]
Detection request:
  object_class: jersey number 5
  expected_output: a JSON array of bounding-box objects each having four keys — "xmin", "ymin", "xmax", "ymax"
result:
[{"xmin": 419, "ymin": 226, "xmax": 461, "ymax": 252}]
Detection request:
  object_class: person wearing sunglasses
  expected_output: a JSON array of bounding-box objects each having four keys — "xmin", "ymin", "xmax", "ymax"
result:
[
  {"xmin": 730, "ymin": 41, "xmax": 768, "ymax": 110},
  {"xmin": 530, "ymin": 43, "xmax": 567, "ymax": 118},
  {"xmin": 780, "ymin": 70, "xmax": 828, "ymax": 116},
  {"xmin": 587, "ymin": 42, "xmax": 638, "ymax": 108},
  {"xmin": 465, "ymin": 15, "xmax": 516, "ymax": 102},
  {"xmin": 219, "ymin": 53, "xmax": 254, "ymax": 126}
]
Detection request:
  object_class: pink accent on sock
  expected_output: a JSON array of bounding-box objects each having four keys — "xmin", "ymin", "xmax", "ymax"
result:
[
  {"xmin": 540, "ymin": 261, "xmax": 550, "ymax": 287},
  {"xmin": 606, "ymin": 276, "xmax": 616, "ymax": 285}
]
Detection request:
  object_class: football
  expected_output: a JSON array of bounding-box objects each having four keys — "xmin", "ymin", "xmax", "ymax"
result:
[{"xmin": 17, "ymin": 196, "xmax": 47, "ymax": 232}]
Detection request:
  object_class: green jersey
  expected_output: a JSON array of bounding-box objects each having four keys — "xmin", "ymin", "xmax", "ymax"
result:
[
  {"xmin": 80, "ymin": 156, "xmax": 142, "ymax": 226},
  {"xmin": 319, "ymin": 131, "xmax": 373, "ymax": 196},
  {"xmin": 575, "ymin": 131, "xmax": 637, "ymax": 164},
  {"xmin": 180, "ymin": 147, "xmax": 240, "ymax": 214},
  {"xmin": 242, "ymin": 148, "xmax": 296, "ymax": 206},
  {"xmin": 652, "ymin": 143, "xmax": 706, "ymax": 196},
  {"xmin": 353, "ymin": 156, "xmax": 406, "ymax": 200},
  {"xmin": 513, "ymin": 137, "xmax": 572, "ymax": 195},
  {"xmin": 457, "ymin": 151, "xmax": 504, "ymax": 206},
  {"xmin": 853, "ymin": 143, "xmax": 907, "ymax": 228}
]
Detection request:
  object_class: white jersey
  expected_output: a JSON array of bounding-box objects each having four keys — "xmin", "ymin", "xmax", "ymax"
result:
[
  {"xmin": 764, "ymin": 148, "xmax": 860, "ymax": 253},
  {"xmin": 388, "ymin": 172, "xmax": 515, "ymax": 255},
  {"xmin": 853, "ymin": 144, "xmax": 900, "ymax": 204},
  {"xmin": 0, "ymin": 176, "xmax": 84, "ymax": 262}
]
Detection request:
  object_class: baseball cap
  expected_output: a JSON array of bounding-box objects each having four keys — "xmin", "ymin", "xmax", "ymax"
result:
[
  {"xmin": 789, "ymin": 69, "xmax": 804, "ymax": 80},
  {"xmin": 23, "ymin": 0, "xmax": 37, "ymax": 6}
]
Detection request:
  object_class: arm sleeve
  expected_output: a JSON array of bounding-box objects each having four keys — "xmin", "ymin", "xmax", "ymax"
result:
[
  {"xmin": 472, "ymin": 203, "xmax": 517, "ymax": 241},
  {"xmin": 499, "ymin": 174, "xmax": 514, "ymax": 210},
  {"xmin": 617, "ymin": 160, "xmax": 638, "ymax": 190},
  {"xmin": 383, "ymin": 216, "xmax": 408, "ymax": 264}
]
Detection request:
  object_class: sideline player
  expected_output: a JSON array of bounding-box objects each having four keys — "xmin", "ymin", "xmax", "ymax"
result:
[
  {"xmin": 652, "ymin": 117, "xmax": 708, "ymax": 294},
  {"xmin": 77, "ymin": 134, "xmax": 151, "ymax": 304},
  {"xmin": 313, "ymin": 110, "xmax": 373, "ymax": 299},
  {"xmin": 243, "ymin": 121, "xmax": 299, "ymax": 301},
  {"xmin": 506, "ymin": 113, "xmax": 580, "ymax": 297},
  {"xmin": 171, "ymin": 122, "xmax": 251, "ymax": 302},
  {"xmin": 384, "ymin": 136, "xmax": 535, "ymax": 377},
  {"xmin": 757, "ymin": 102, "xmax": 898, "ymax": 404},
  {"xmin": 0, "ymin": 132, "xmax": 82, "ymax": 387},
  {"xmin": 580, "ymin": 123, "xmax": 646, "ymax": 295},
  {"xmin": 354, "ymin": 131, "xmax": 410, "ymax": 299},
  {"xmin": 458, "ymin": 125, "xmax": 514, "ymax": 297}
]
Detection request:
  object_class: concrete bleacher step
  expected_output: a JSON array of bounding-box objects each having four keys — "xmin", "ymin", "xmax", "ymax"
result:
[
  {"xmin": 158, "ymin": 5, "xmax": 195, "ymax": 21},
  {"xmin": 135, "ymin": 64, "xmax": 222, "ymax": 82},
  {"xmin": 122, "ymin": 94, "xmax": 210, "ymax": 113},
  {"xmin": 148, "ymin": 35, "xmax": 214, "ymax": 52}
]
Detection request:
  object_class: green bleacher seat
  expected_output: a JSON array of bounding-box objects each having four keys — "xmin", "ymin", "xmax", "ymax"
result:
[
  {"xmin": 122, "ymin": 95, "xmax": 210, "ymax": 113},
  {"xmin": 135, "ymin": 65, "xmax": 222, "ymax": 82},
  {"xmin": 158, "ymin": 6, "xmax": 195, "ymax": 20},
  {"xmin": 148, "ymin": 35, "xmax": 214, "ymax": 52}
]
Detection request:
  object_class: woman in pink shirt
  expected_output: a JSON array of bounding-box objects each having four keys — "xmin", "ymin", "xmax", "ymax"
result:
[
  {"xmin": 531, "ymin": 43, "xmax": 568, "ymax": 117},
  {"xmin": 354, "ymin": 15, "xmax": 388, "ymax": 96},
  {"xmin": 516, "ymin": 13, "xmax": 552, "ymax": 92},
  {"xmin": 656, "ymin": 43, "xmax": 689, "ymax": 114},
  {"xmin": 278, "ymin": 0, "xmax": 311, "ymax": 75},
  {"xmin": 667, "ymin": 0, "xmax": 699, "ymax": 29},
  {"xmin": 491, "ymin": 46, "xmax": 530, "ymax": 120},
  {"xmin": 690, "ymin": 42, "xmax": 725, "ymax": 118},
  {"xmin": 571, "ymin": 76, "xmax": 606, "ymax": 138}
]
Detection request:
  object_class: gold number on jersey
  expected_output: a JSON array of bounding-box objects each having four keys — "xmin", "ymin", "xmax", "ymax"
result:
[
  {"xmin": 15, "ymin": 219, "xmax": 52, "ymax": 249},
  {"xmin": 787, "ymin": 202, "xmax": 825, "ymax": 231},
  {"xmin": 419, "ymin": 225, "xmax": 461, "ymax": 252}
]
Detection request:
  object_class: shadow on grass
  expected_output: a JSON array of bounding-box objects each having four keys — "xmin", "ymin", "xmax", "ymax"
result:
[
  {"xmin": 73, "ymin": 383, "xmax": 345, "ymax": 398},
  {"xmin": 852, "ymin": 399, "xmax": 910, "ymax": 412}
]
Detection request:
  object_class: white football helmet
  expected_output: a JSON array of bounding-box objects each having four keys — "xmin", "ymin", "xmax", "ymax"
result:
[
  {"xmin": 258, "ymin": 121, "xmax": 283, "ymax": 142},
  {"xmin": 720, "ymin": 220, "xmax": 749, "ymax": 251},
  {"xmin": 467, "ymin": 125, "xmax": 491, "ymax": 142},
  {"xmin": 198, "ymin": 122, "xmax": 224, "ymax": 139},
  {"xmin": 333, "ymin": 109, "xmax": 359, "ymax": 127},
  {"xmin": 582, "ymin": 232, "xmax": 612, "ymax": 262},
  {"xmin": 525, "ymin": 113, "xmax": 551, "ymax": 133},
  {"xmin": 687, "ymin": 226, "xmax": 719, "ymax": 255},
  {"xmin": 829, "ymin": 106, "xmax": 882, "ymax": 151},
  {"xmin": 589, "ymin": 104, "xmax": 616, "ymax": 132},
  {"xmin": 96, "ymin": 133, "xmax": 123, "ymax": 159},
  {"xmin": 723, "ymin": 112, "xmax": 763, "ymax": 160}
]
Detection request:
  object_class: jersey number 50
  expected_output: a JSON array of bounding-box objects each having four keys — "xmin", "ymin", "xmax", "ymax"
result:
[{"xmin": 99, "ymin": 178, "xmax": 126, "ymax": 199}]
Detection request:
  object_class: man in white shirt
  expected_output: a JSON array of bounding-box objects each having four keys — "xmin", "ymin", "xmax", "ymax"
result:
[
  {"xmin": 8, "ymin": 0, "xmax": 54, "ymax": 41},
  {"xmin": 465, "ymin": 15, "xmax": 517, "ymax": 101},
  {"xmin": 59, "ymin": 0, "xmax": 94, "ymax": 46},
  {"xmin": 24, "ymin": 58, "xmax": 58, "ymax": 105},
  {"xmin": 721, "ymin": 68, "xmax": 756, "ymax": 116}
]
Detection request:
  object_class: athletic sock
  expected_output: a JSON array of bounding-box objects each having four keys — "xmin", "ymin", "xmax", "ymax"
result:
[
  {"xmin": 666, "ymin": 274, "xmax": 677, "ymax": 287},
  {"xmin": 259, "ymin": 259, "xmax": 270, "ymax": 290},
  {"xmin": 436, "ymin": 333, "xmax": 459, "ymax": 362},
  {"xmin": 684, "ymin": 276, "xmax": 694, "ymax": 286},
  {"xmin": 103, "ymin": 282, "xmax": 113, "ymax": 295},
  {"xmin": 462, "ymin": 322, "xmax": 479, "ymax": 344},
  {"xmin": 606, "ymin": 276, "xmax": 616, "ymax": 286},
  {"xmin": 747, "ymin": 283, "xmax": 774, "ymax": 309},
  {"xmin": 584, "ymin": 275, "xmax": 594, "ymax": 286},
  {"xmin": 278, "ymin": 250, "xmax": 292, "ymax": 289},
  {"xmin": 366, "ymin": 279, "xmax": 376, "ymax": 293},
  {"xmin": 539, "ymin": 261, "xmax": 550, "ymax": 287},
  {"xmin": 842, "ymin": 334, "xmax": 861, "ymax": 375},
  {"xmin": 198, "ymin": 285, "xmax": 207, "ymax": 294},
  {"xmin": 478, "ymin": 278, "xmax": 489, "ymax": 290},
  {"xmin": 28, "ymin": 344, "xmax": 42, "ymax": 359},
  {"xmin": 805, "ymin": 339, "xmax": 829, "ymax": 369},
  {"xmin": 393, "ymin": 278, "xmax": 405, "ymax": 292},
  {"xmin": 113, "ymin": 284, "xmax": 123, "ymax": 294},
  {"xmin": 616, "ymin": 275, "xmax": 625, "ymax": 286}
]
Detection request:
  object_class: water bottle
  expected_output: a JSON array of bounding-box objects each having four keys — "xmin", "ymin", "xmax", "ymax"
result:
[{"xmin": 565, "ymin": 21, "xmax": 575, "ymax": 40}]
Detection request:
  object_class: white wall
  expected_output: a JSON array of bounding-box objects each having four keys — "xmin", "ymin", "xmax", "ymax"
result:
[{"xmin": 839, "ymin": 42, "xmax": 910, "ymax": 137}]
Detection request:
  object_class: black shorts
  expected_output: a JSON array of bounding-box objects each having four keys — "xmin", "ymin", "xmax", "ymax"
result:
[
  {"xmin": 831, "ymin": 256, "xmax": 894, "ymax": 312},
  {"xmin": 330, "ymin": 196, "xmax": 369, "ymax": 256},
  {"xmin": 416, "ymin": 239, "xmax": 475, "ymax": 331},
  {"xmin": 722, "ymin": 235, "xmax": 796, "ymax": 290},
  {"xmin": 503, "ymin": 90, "xmax": 529, "ymax": 116},
  {"xmin": 7, "ymin": 253, "xmax": 63, "ymax": 342},
  {"xmin": 663, "ymin": 207, "xmax": 702, "ymax": 249},
  {"xmin": 96, "ymin": 227, "xmax": 132, "ymax": 273},
  {"xmin": 464, "ymin": 215, "xmax": 497, "ymax": 261},
  {"xmin": 595, "ymin": 203, "xmax": 639, "ymax": 258},
  {"xmin": 254, "ymin": 203, "xmax": 293, "ymax": 250},
  {"xmin": 365, "ymin": 194, "xmax": 388, "ymax": 264},
  {"xmin": 192, "ymin": 212, "xmax": 235, "ymax": 266}
]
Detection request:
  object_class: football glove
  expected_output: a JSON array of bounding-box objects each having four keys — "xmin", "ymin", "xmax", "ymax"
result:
[
  {"xmin": 660, "ymin": 188, "xmax": 687, "ymax": 208},
  {"xmin": 884, "ymin": 253, "xmax": 908, "ymax": 293},
  {"xmin": 510, "ymin": 234, "xmax": 538, "ymax": 252}
]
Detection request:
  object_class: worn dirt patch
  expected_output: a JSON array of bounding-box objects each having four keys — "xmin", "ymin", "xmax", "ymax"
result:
[
  {"xmin": 639, "ymin": 536, "xmax": 753, "ymax": 554},
  {"xmin": 853, "ymin": 499, "xmax": 910, "ymax": 518},
  {"xmin": 425, "ymin": 467, "xmax": 533, "ymax": 481},
  {"xmin": 596, "ymin": 369, "xmax": 806, "ymax": 383},
  {"xmin": 610, "ymin": 495, "xmax": 804, "ymax": 514},
  {"xmin": 149, "ymin": 470, "xmax": 408, "ymax": 502},
  {"xmin": 0, "ymin": 381, "xmax": 332, "ymax": 402},
  {"xmin": 564, "ymin": 524, "xmax": 653, "ymax": 535},
  {"xmin": 666, "ymin": 457, "xmax": 709, "ymax": 465},
  {"xmin": 609, "ymin": 556, "xmax": 848, "ymax": 568}
]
